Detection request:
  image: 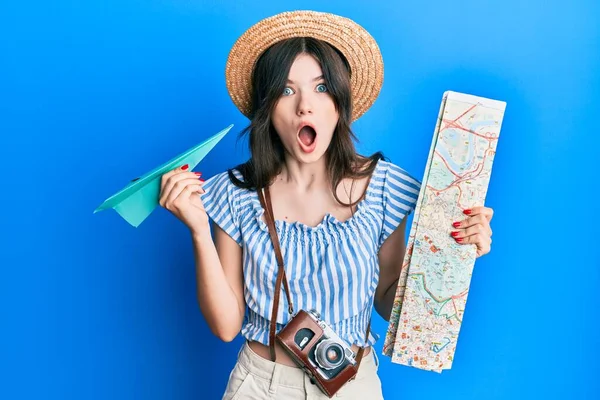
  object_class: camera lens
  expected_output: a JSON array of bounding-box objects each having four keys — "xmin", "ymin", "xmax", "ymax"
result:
[{"xmin": 314, "ymin": 340, "xmax": 346, "ymax": 370}]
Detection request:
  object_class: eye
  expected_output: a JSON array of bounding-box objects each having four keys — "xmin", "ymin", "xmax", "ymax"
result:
[
  {"xmin": 316, "ymin": 83, "xmax": 328, "ymax": 93},
  {"xmin": 283, "ymin": 87, "xmax": 295, "ymax": 96}
]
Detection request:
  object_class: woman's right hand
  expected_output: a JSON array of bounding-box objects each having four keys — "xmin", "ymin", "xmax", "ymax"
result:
[{"xmin": 159, "ymin": 164, "xmax": 209, "ymax": 234}]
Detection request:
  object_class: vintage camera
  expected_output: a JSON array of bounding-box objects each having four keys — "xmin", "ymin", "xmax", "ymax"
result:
[
  {"xmin": 276, "ymin": 309, "xmax": 360, "ymax": 396},
  {"xmin": 294, "ymin": 310, "xmax": 357, "ymax": 380}
]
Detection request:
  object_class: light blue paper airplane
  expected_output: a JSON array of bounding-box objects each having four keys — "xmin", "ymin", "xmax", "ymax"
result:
[{"xmin": 94, "ymin": 124, "xmax": 233, "ymax": 227}]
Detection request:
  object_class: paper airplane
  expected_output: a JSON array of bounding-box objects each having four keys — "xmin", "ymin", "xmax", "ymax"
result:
[{"xmin": 94, "ymin": 124, "xmax": 233, "ymax": 227}]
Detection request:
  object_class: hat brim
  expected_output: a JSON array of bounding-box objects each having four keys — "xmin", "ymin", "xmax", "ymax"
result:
[{"xmin": 225, "ymin": 10, "xmax": 384, "ymax": 122}]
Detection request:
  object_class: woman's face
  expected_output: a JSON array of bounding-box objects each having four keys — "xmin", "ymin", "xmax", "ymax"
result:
[{"xmin": 271, "ymin": 53, "xmax": 339, "ymax": 164}]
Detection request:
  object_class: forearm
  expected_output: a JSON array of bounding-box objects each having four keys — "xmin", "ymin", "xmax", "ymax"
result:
[
  {"xmin": 375, "ymin": 277, "xmax": 400, "ymax": 322},
  {"xmin": 375, "ymin": 218, "xmax": 408, "ymax": 321},
  {"xmin": 192, "ymin": 227, "xmax": 243, "ymax": 341}
]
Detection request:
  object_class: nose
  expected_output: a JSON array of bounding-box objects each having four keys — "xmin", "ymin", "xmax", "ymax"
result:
[{"xmin": 296, "ymin": 92, "xmax": 313, "ymax": 116}]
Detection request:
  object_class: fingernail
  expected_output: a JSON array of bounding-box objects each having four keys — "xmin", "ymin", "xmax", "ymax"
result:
[
  {"xmin": 199, "ymin": 178, "xmax": 205, "ymax": 183},
  {"xmin": 451, "ymin": 231, "xmax": 460, "ymax": 237},
  {"xmin": 181, "ymin": 164, "xmax": 189, "ymax": 170},
  {"xmin": 456, "ymin": 238, "xmax": 464, "ymax": 242},
  {"xmin": 463, "ymin": 209, "xmax": 472, "ymax": 215},
  {"xmin": 194, "ymin": 172, "xmax": 202, "ymax": 176},
  {"xmin": 453, "ymin": 222, "xmax": 461, "ymax": 228}
]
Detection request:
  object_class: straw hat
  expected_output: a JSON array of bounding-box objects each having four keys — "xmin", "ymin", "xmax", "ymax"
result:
[{"xmin": 225, "ymin": 10, "xmax": 384, "ymax": 121}]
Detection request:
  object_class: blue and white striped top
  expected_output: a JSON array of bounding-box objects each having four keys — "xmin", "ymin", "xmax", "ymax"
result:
[{"xmin": 200, "ymin": 159, "xmax": 421, "ymax": 347}]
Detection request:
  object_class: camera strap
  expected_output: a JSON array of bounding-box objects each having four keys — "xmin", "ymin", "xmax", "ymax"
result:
[
  {"xmin": 258, "ymin": 186, "xmax": 371, "ymax": 368},
  {"xmin": 258, "ymin": 186, "xmax": 295, "ymax": 362}
]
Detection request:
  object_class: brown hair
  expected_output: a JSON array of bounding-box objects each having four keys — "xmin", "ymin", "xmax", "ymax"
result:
[{"xmin": 229, "ymin": 37, "xmax": 384, "ymax": 207}]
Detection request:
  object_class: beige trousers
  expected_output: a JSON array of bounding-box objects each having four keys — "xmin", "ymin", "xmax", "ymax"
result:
[{"xmin": 222, "ymin": 341, "xmax": 384, "ymax": 399}]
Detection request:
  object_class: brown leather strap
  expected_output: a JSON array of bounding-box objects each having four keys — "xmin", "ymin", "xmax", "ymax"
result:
[
  {"xmin": 263, "ymin": 187, "xmax": 293, "ymax": 313},
  {"xmin": 258, "ymin": 186, "xmax": 370, "ymax": 366},
  {"xmin": 354, "ymin": 321, "xmax": 371, "ymax": 369},
  {"xmin": 258, "ymin": 187, "xmax": 294, "ymax": 361}
]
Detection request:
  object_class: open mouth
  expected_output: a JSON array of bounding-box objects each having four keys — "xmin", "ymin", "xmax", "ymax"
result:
[{"xmin": 297, "ymin": 124, "xmax": 317, "ymax": 150}]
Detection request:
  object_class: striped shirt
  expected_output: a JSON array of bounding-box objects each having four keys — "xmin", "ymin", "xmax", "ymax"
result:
[{"xmin": 200, "ymin": 159, "xmax": 421, "ymax": 347}]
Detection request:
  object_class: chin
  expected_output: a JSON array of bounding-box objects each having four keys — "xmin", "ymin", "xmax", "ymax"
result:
[{"xmin": 292, "ymin": 146, "xmax": 327, "ymax": 164}]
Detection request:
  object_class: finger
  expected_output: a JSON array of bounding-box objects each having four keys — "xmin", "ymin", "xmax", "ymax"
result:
[
  {"xmin": 160, "ymin": 175, "xmax": 204, "ymax": 208},
  {"xmin": 172, "ymin": 183, "xmax": 205, "ymax": 205},
  {"xmin": 450, "ymin": 223, "xmax": 489, "ymax": 240},
  {"xmin": 455, "ymin": 232, "xmax": 490, "ymax": 254},
  {"xmin": 452, "ymin": 214, "xmax": 492, "ymax": 236},
  {"xmin": 164, "ymin": 181, "xmax": 205, "ymax": 210},
  {"xmin": 476, "ymin": 243, "xmax": 491, "ymax": 258},
  {"xmin": 464, "ymin": 206, "xmax": 494, "ymax": 221},
  {"xmin": 160, "ymin": 164, "xmax": 192, "ymax": 189},
  {"xmin": 163, "ymin": 175, "xmax": 204, "ymax": 201},
  {"xmin": 452, "ymin": 214, "xmax": 487, "ymax": 230},
  {"xmin": 476, "ymin": 236, "xmax": 492, "ymax": 257},
  {"xmin": 463, "ymin": 217, "xmax": 492, "ymax": 236},
  {"xmin": 159, "ymin": 171, "xmax": 203, "ymax": 205}
]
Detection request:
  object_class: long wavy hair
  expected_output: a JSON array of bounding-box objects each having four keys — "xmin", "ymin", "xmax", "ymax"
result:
[{"xmin": 228, "ymin": 37, "xmax": 384, "ymax": 207}]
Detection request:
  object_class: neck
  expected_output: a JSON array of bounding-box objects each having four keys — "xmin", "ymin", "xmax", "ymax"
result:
[{"xmin": 280, "ymin": 154, "xmax": 329, "ymax": 192}]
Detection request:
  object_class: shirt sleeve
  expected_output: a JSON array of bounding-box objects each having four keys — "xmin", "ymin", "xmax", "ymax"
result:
[
  {"xmin": 199, "ymin": 171, "xmax": 243, "ymax": 246},
  {"xmin": 378, "ymin": 162, "xmax": 421, "ymax": 248}
]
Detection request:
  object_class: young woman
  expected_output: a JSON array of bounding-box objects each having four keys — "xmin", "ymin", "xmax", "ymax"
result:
[{"xmin": 158, "ymin": 11, "xmax": 494, "ymax": 400}]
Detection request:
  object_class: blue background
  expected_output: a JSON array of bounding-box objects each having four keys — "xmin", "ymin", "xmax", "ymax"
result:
[{"xmin": 2, "ymin": 1, "xmax": 598, "ymax": 399}]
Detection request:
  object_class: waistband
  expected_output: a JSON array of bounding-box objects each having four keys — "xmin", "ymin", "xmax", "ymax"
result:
[{"xmin": 236, "ymin": 341, "xmax": 378, "ymax": 388}]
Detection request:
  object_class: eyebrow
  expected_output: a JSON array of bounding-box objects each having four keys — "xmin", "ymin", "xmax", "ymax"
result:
[{"xmin": 286, "ymin": 75, "xmax": 324, "ymax": 84}]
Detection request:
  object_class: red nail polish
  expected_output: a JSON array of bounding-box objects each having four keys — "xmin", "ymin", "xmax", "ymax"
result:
[
  {"xmin": 199, "ymin": 179, "xmax": 205, "ymax": 183},
  {"xmin": 456, "ymin": 238, "xmax": 463, "ymax": 242},
  {"xmin": 194, "ymin": 172, "xmax": 202, "ymax": 176},
  {"xmin": 463, "ymin": 209, "xmax": 472, "ymax": 215},
  {"xmin": 451, "ymin": 231, "xmax": 460, "ymax": 237},
  {"xmin": 181, "ymin": 164, "xmax": 189, "ymax": 170},
  {"xmin": 453, "ymin": 222, "xmax": 461, "ymax": 228}
]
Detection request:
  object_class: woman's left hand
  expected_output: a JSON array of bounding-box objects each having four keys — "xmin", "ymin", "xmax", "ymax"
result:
[{"xmin": 450, "ymin": 207, "xmax": 494, "ymax": 258}]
